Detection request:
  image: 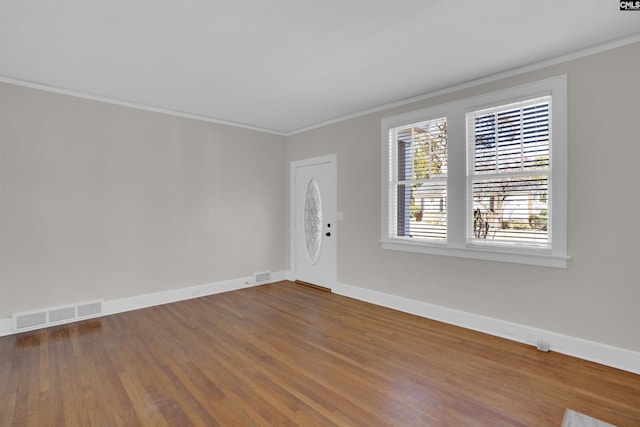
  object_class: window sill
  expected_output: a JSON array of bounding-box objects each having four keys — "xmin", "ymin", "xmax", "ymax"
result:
[{"xmin": 380, "ymin": 239, "xmax": 569, "ymax": 268}]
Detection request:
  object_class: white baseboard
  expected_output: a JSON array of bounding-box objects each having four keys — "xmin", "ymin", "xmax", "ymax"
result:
[
  {"xmin": 3, "ymin": 273, "xmax": 637, "ymax": 375},
  {"xmin": 0, "ymin": 270, "xmax": 290, "ymax": 337},
  {"xmin": 332, "ymin": 281, "xmax": 640, "ymax": 375},
  {"xmin": 0, "ymin": 318, "xmax": 11, "ymax": 336}
]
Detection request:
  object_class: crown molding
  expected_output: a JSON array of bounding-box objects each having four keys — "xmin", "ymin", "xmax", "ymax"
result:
[
  {"xmin": 286, "ymin": 33, "xmax": 640, "ymax": 136},
  {"xmin": 2, "ymin": 33, "xmax": 638, "ymax": 137},
  {"xmin": 0, "ymin": 76, "xmax": 287, "ymax": 136}
]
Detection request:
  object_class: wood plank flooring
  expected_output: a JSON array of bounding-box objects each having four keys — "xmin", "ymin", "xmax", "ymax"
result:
[{"xmin": 1, "ymin": 281, "xmax": 639, "ymax": 426}]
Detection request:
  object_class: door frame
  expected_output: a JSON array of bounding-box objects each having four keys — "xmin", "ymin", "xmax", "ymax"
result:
[{"xmin": 290, "ymin": 153, "xmax": 337, "ymax": 286}]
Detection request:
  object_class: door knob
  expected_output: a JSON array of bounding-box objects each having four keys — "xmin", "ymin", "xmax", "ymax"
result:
[{"xmin": 325, "ymin": 232, "xmax": 331, "ymax": 237}]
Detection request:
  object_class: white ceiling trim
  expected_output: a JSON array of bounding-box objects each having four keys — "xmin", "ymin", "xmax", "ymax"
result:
[
  {"xmin": 0, "ymin": 76, "xmax": 287, "ymax": 136},
  {"xmin": 2, "ymin": 33, "xmax": 638, "ymax": 138},
  {"xmin": 286, "ymin": 33, "xmax": 640, "ymax": 136}
]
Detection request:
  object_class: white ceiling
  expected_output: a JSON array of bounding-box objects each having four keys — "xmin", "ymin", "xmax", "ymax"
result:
[{"xmin": 1, "ymin": 1, "xmax": 639, "ymax": 134}]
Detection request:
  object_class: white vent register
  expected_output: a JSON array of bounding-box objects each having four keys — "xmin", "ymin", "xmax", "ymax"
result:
[{"xmin": 12, "ymin": 300, "xmax": 103, "ymax": 332}]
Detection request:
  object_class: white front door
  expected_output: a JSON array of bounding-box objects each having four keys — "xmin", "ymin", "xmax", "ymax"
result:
[{"xmin": 291, "ymin": 154, "xmax": 337, "ymax": 288}]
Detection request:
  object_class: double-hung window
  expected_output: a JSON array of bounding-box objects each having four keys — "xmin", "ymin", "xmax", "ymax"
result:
[
  {"xmin": 467, "ymin": 97, "xmax": 550, "ymax": 248},
  {"xmin": 381, "ymin": 76, "xmax": 568, "ymax": 267},
  {"xmin": 389, "ymin": 117, "xmax": 448, "ymax": 242}
]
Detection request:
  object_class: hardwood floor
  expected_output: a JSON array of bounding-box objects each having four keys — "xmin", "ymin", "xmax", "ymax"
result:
[{"xmin": 1, "ymin": 281, "xmax": 638, "ymax": 426}]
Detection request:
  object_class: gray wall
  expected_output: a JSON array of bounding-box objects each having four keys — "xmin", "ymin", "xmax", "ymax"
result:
[
  {"xmin": 285, "ymin": 42, "xmax": 640, "ymax": 352},
  {"xmin": 1, "ymin": 42, "xmax": 638, "ymax": 354},
  {"xmin": 0, "ymin": 83, "xmax": 288, "ymax": 318}
]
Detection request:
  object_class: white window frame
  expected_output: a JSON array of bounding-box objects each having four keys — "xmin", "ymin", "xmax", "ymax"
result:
[
  {"xmin": 388, "ymin": 116, "xmax": 449, "ymax": 243},
  {"xmin": 381, "ymin": 76, "xmax": 569, "ymax": 268}
]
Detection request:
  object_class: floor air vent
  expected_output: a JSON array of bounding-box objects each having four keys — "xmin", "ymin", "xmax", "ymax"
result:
[
  {"xmin": 254, "ymin": 271, "xmax": 271, "ymax": 283},
  {"xmin": 12, "ymin": 300, "xmax": 104, "ymax": 332}
]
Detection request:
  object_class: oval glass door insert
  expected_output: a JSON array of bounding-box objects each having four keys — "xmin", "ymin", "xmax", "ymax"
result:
[{"xmin": 304, "ymin": 178, "xmax": 323, "ymax": 264}]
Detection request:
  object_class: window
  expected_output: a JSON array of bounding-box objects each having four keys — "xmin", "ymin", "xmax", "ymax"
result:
[
  {"xmin": 467, "ymin": 97, "xmax": 550, "ymax": 248},
  {"xmin": 381, "ymin": 77, "xmax": 568, "ymax": 267},
  {"xmin": 390, "ymin": 117, "xmax": 448, "ymax": 242}
]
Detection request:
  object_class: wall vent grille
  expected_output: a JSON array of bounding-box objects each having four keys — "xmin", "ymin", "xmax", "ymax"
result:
[
  {"xmin": 48, "ymin": 307, "xmax": 75, "ymax": 323},
  {"xmin": 15, "ymin": 312, "xmax": 47, "ymax": 330},
  {"xmin": 12, "ymin": 300, "xmax": 104, "ymax": 332},
  {"xmin": 77, "ymin": 301, "xmax": 102, "ymax": 317},
  {"xmin": 254, "ymin": 271, "xmax": 271, "ymax": 283}
]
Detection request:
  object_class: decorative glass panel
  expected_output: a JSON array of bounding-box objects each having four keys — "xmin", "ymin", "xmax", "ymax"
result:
[{"xmin": 304, "ymin": 179, "xmax": 322, "ymax": 263}]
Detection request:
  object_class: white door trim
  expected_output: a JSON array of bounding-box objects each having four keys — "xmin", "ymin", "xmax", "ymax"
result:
[{"xmin": 290, "ymin": 154, "xmax": 337, "ymax": 285}]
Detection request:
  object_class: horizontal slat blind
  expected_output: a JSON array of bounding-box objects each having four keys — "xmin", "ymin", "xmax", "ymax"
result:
[
  {"xmin": 390, "ymin": 118, "xmax": 447, "ymax": 241},
  {"xmin": 468, "ymin": 96, "xmax": 551, "ymax": 248}
]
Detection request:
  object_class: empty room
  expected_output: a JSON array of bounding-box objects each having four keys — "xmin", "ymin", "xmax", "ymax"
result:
[{"xmin": 1, "ymin": 1, "xmax": 640, "ymax": 426}]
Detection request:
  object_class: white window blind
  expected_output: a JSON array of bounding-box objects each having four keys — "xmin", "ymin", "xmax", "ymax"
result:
[
  {"xmin": 467, "ymin": 96, "xmax": 551, "ymax": 248},
  {"xmin": 381, "ymin": 76, "xmax": 568, "ymax": 267},
  {"xmin": 389, "ymin": 118, "xmax": 447, "ymax": 241}
]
